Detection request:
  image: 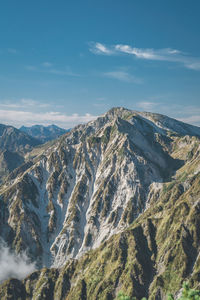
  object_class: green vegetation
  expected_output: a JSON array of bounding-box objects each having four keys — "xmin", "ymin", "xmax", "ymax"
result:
[
  {"xmin": 0, "ymin": 109, "xmax": 200, "ymax": 299},
  {"xmin": 115, "ymin": 291, "xmax": 147, "ymax": 300},
  {"xmin": 116, "ymin": 291, "xmax": 136, "ymax": 300},
  {"xmin": 168, "ymin": 282, "xmax": 200, "ymax": 300},
  {"xmin": 116, "ymin": 283, "xmax": 200, "ymax": 300}
]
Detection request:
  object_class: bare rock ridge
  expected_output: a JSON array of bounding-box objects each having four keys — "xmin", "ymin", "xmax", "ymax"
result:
[{"xmin": 0, "ymin": 107, "xmax": 200, "ymax": 299}]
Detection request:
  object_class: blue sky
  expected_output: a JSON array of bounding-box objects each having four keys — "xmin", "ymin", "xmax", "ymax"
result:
[{"xmin": 0, "ymin": 0, "xmax": 200, "ymax": 128}]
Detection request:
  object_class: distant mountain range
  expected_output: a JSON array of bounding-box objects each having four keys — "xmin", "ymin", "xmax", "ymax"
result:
[
  {"xmin": 0, "ymin": 124, "xmax": 41, "ymax": 153},
  {"xmin": 0, "ymin": 107, "xmax": 200, "ymax": 299},
  {"xmin": 0, "ymin": 124, "xmax": 68, "ymax": 183},
  {"xmin": 0, "ymin": 124, "xmax": 42, "ymax": 182},
  {"xmin": 19, "ymin": 124, "xmax": 69, "ymax": 143}
]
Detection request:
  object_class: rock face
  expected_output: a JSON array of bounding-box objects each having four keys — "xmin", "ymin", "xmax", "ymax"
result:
[
  {"xmin": 0, "ymin": 107, "xmax": 200, "ymax": 299},
  {"xmin": 20, "ymin": 124, "xmax": 68, "ymax": 143},
  {"xmin": 0, "ymin": 124, "xmax": 41, "ymax": 154},
  {"xmin": 0, "ymin": 124, "xmax": 42, "ymax": 182}
]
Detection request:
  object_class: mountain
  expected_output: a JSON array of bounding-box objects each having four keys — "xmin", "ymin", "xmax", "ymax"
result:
[
  {"xmin": 0, "ymin": 124, "xmax": 42, "ymax": 182},
  {"xmin": 19, "ymin": 124, "xmax": 69, "ymax": 143},
  {"xmin": 0, "ymin": 124, "xmax": 41, "ymax": 154},
  {"xmin": 0, "ymin": 107, "xmax": 200, "ymax": 299}
]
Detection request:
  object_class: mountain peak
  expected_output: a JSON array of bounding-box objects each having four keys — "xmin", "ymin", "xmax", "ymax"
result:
[
  {"xmin": 19, "ymin": 124, "xmax": 68, "ymax": 143},
  {"xmin": 0, "ymin": 108, "xmax": 200, "ymax": 298}
]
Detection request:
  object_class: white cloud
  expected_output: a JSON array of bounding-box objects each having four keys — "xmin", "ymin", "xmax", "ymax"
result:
[
  {"xmin": 136, "ymin": 101, "xmax": 159, "ymax": 111},
  {"xmin": 115, "ymin": 45, "xmax": 162, "ymax": 60},
  {"xmin": 0, "ymin": 239, "xmax": 35, "ymax": 283},
  {"xmin": 89, "ymin": 42, "xmax": 114, "ymax": 55},
  {"xmin": 90, "ymin": 42, "xmax": 200, "ymax": 70},
  {"xmin": 103, "ymin": 70, "xmax": 142, "ymax": 84},
  {"xmin": 0, "ymin": 99, "xmax": 50, "ymax": 109},
  {"xmin": 185, "ymin": 62, "xmax": 200, "ymax": 70},
  {"xmin": 0, "ymin": 108, "xmax": 97, "ymax": 129},
  {"xmin": 115, "ymin": 45, "xmax": 183, "ymax": 61}
]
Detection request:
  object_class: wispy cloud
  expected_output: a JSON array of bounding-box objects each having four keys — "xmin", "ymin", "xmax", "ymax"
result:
[
  {"xmin": 115, "ymin": 44, "xmax": 182, "ymax": 61},
  {"xmin": 174, "ymin": 105, "xmax": 200, "ymax": 126},
  {"xmin": 103, "ymin": 70, "xmax": 142, "ymax": 84},
  {"xmin": 90, "ymin": 42, "xmax": 200, "ymax": 70},
  {"xmin": 136, "ymin": 101, "xmax": 159, "ymax": 111},
  {"xmin": 178, "ymin": 115, "xmax": 200, "ymax": 125},
  {"xmin": 25, "ymin": 64, "xmax": 80, "ymax": 77},
  {"xmin": 89, "ymin": 42, "xmax": 114, "ymax": 55},
  {"xmin": 185, "ymin": 62, "xmax": 200, "ymax": 71},
  {"xmin": 0, "ymin": 99, "xmax": 50, "ymax": 109}
]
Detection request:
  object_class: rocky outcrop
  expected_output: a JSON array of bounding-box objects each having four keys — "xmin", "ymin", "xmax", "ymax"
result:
[{"xmin": 0, "ymin": 107, "xmax": 200, "ymax": 299}]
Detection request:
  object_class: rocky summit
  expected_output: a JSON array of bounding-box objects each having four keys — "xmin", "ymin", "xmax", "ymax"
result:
[{"xmin": 0, "ymin": 107, "xmax": 200, "ymax": 299}]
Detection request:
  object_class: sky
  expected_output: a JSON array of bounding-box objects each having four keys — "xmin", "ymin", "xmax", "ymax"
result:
[{"xmin": 0, "ymin": 0, "xmax": 200, "ymax": 129}]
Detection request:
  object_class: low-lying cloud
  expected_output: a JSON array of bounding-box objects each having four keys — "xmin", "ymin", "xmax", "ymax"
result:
[
  {"xmin": 0, "ymin": 99, "xmax": 97, "ymax": 129},
  {"xmin": 0, "ymin": 239, "xmax": 35, "ymax": 283}
]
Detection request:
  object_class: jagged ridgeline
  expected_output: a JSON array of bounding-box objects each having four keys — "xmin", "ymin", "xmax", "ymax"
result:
[{"xmin": 0, "ymin": 107, "xmax": 200, "ymax": 299}]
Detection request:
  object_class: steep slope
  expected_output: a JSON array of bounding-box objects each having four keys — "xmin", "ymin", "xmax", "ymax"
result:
[
  {"xmin": 0, "ymin": 133, "xmax": 199, "ymax": 299},
  {"xmin": 20, "ymin": 124, "xmax": 68, "ymax": 143},
  {"xmin": 0, "ymin": 124, "xmax": 42, "ymax": 183},
  {"xmin": 0, "ymin": 150, "xmax": 24, "ymax": 178},
  {"xmin": 0, "ymin": 124, "xmax": 41, "ymax": 153},
  {"xmin": 0, "ymin": 107, "xmax": 200, "ymax": 299}
]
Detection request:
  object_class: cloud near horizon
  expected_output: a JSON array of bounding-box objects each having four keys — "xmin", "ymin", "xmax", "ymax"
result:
[
  {"xmin": 0, "ymin": 108, "xmax": 97, "ymax": 129},
  {"xmin": 90, "ymin": 42, "xmax": 200, "ymax": 70},
  {"xmin": 0, "ymin": 99, "xmax": 199, "ymax": 128},
  {"xmin": 135, "ymin": 101, "xmax": 200, "ymax": 126}
]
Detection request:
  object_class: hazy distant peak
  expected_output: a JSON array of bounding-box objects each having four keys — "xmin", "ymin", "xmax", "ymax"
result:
[{"xmin": 19, "ymin": 124, "xmax": 69, "ymax": 143}]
